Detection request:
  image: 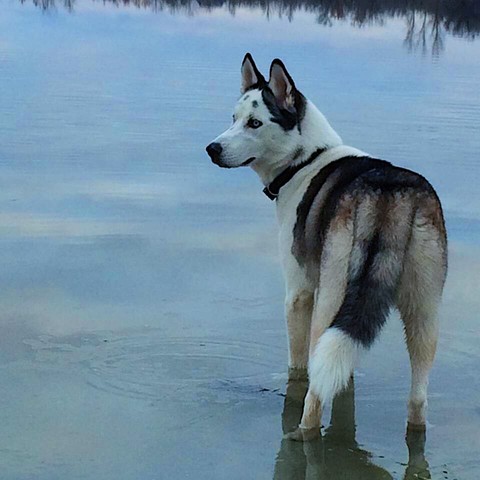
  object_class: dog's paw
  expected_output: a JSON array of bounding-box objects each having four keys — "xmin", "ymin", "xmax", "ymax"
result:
[
  {"xmin": 284, "ymin": 426, "xmax": 321, "ymax": 442},
  {"xmin": 288, "ymin": 367, "xmax": 308, "ymax": 381}
]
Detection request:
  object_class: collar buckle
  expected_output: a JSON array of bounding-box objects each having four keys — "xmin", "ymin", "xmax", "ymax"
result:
[{"xmin": 262, "ymin": 186, "xmax": 278, "ymax": 201}]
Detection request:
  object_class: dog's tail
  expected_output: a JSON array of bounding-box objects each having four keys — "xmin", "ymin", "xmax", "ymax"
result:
[{"xmin": 309, "ymin": 200, "xmax": 413, "ymax": 405}]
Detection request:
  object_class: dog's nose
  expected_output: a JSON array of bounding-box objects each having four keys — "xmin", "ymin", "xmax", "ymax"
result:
[{"xmin": 206, "ymin": 142, "xmax": 223, "ymax": 160}]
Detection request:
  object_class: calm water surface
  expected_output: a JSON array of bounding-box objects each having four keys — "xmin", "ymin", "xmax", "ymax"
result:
[{"xmin": 0, "ymin": 1, "xmax": 479, "ymax": 479}]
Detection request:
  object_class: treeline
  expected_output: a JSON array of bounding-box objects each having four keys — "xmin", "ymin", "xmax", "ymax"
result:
[{"xmin": 24, "ymin": 0, "xmax": 480, "ymax": 39}]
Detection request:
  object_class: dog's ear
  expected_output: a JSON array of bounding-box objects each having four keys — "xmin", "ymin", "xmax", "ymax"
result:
[
  {"xmin": 241, "ymin": 53, "xmax": 266, "ymax": 93},
  {"xmin": 268, "ymin": 59, "xmax": 296, "ymax": 112}
]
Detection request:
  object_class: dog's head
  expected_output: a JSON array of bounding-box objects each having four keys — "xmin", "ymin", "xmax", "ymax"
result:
[{"xmin": 206, "ymin": 54, "xmax": 307, "ymax": 170}]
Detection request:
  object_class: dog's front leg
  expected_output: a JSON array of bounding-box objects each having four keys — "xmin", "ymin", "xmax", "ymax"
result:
[{"xmin": 285, "ymin": 290, "xmax": 313, "ymax": 381}]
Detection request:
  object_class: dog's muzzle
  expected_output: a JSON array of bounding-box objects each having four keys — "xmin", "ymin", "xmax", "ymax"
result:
[{"xmin": 206, "ymin": 142, "xmax": 226, "ymax": 167}]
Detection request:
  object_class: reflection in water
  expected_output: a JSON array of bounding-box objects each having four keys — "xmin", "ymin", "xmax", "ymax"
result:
[
  {"xmin": 274, "ymin": 378, "xmax": 431, "ymax": 480},
  {"xmin": 404, "ymin": 11, "xmax": 444, "ymax": 56},
  {"xmin": 22, "ymin": 0, "xmax": 480, "ymax": 54}
]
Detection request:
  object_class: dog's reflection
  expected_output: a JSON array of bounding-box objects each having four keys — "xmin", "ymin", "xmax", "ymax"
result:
[{"xmin": 273, "ymin": 378, "xmax": 431, "ymax": 480}]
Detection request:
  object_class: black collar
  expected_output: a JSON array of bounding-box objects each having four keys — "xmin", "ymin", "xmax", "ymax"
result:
[{"xmin": 263, "ymin": 147, "xmax": 326, "ymax": 201}]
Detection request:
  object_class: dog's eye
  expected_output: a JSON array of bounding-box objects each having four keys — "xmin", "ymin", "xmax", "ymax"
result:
[
  {"xmin": 247, "ymin": 119, "xmax": 263, "ymax": 129},
  {"xmin": 232, "ymin": 115, "xmax": 236, "ymax": 123}
]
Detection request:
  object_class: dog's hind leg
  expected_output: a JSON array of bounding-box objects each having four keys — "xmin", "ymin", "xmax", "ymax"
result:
[
  {"xmin": 396, "ymin": 206, "xmax": 447, "ymax": 428},
  {"xmin": 286, "ymin": 219, "xmax": 354, "ymax": 441},
  {"xmin": 399, "ymin": 297, "xmax": 439, "ymax": 429}
]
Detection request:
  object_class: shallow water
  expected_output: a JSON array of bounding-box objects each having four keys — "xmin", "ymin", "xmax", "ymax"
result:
[{"xmin": 0, "ymin": 1, "xmax": 479, "ymax": 479}]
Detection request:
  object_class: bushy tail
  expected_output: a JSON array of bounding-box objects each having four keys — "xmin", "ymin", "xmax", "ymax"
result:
[
  {"xmin": 309, "ymin": 217, "xmax": 410, "ymax": 404},
  {"xmin": 309, "ymin": 327, "xmax": 361, "ymax": 405}
]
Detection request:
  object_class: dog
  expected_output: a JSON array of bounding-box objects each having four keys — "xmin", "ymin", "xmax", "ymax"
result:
[{"xmin": 206, "ymin": 53, "xmax": 447, "ymax": 441}]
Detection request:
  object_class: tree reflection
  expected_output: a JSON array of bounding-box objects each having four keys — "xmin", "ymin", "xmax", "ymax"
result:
[
  {"xmin": 273, "ymin": 377, "xmax": 431, "ymax": 480},
  {"xmin": 20, "ymin": 0, "xmax": 479, "ymax": 55}
]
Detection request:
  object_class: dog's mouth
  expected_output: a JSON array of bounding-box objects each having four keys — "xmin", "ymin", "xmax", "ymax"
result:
[
  {"xmin": 241, "ymin": 157, "xmax": 256, "ymax": 167},
  {"xmin": 211, "ymin": 156, "xmax": 232, "ymax": 168}
]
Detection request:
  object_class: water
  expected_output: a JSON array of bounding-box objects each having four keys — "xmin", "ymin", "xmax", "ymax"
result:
[{"xmin": 0, "ymin": 1, "xmax": 479, "ymax": 479}]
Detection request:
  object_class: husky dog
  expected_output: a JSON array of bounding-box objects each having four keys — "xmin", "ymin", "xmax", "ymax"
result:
[{"xmin": 206, "ymin": 53, "xmax": 447, "ymax": 441}]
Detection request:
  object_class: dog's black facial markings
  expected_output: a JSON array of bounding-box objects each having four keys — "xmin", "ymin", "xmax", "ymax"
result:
[
  {"xmin": 294, "ymin": 91, "xmax": 306, "ymax": 133},
  {"xmin": 261, "ymin": 87, "xmax": 306, "ymax": 132},
  {"xmin": 252, "ymin": 100, "xmax": 258, "ymax": 108},
  {"xmin": 262, "ymin": 88, "xmax": 296, "ymax": 130}
]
